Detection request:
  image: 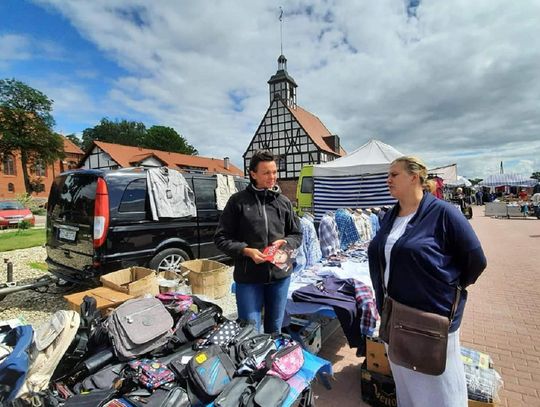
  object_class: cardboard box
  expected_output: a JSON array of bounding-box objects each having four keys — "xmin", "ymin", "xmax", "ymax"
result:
[
  {"xmin": 468, "ymin": 400, "xmax": 495, "ymax": 407},
  {"xmin": 181, "ymin": 259, "xmax": 230, "ymax": 299},
  {"xmin": 100, "ymin": 267, "xmax": 159, "ymax": 297},
  {"xmin": 366, "ymin": 336, "xmax": 392, "ymax": 376},
  {"xmin": 64, "ymin": 287, "xmax": 134, "ymax": 316},
  {"xmin": 360, "ymin": 360, "xmax": 397, "ymax": 407}
]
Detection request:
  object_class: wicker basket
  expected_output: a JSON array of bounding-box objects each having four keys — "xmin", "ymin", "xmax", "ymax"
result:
[{"xmin": 180, "ymin": 259, "xmax": 230, "ymax": 299}]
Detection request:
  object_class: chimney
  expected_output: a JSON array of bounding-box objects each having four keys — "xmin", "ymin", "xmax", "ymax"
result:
[
  {"xmin": 224, "ymin": 157, "xmax": 230, "ymax": 170},
  {"xmin": 323, "ymin": 135, "xmax": 340, "ymax": 153}
]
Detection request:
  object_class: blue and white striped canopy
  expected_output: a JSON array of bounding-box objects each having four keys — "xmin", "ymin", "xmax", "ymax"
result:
[
  {"xmin": 479, "ymin": 173, "xmax": 538, "ymax": 187},
  {"xmin": 313, "ymin": 173, "xmax": 397, "ymax": 220}
]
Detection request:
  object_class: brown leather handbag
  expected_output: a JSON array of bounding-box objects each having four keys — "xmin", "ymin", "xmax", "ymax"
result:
[{"xmin": 379, "ymin": 261, "xmax": 461, "ymax": 376}]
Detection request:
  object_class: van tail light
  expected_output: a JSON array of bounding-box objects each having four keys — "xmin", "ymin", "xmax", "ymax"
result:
[{"xmin": 93, "ymin": 178, "xmax": 109, "ymax": 249}]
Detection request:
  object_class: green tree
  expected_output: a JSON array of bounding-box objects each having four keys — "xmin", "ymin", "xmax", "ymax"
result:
[
  {"xmin": 65, "ymin": 133, "xmax": 83, "ymax": 149},
  {"xmin": 144, "ymin": 125, "xmax": 198, "ymax": 155},
  {"xmin": 0, "ymin": 78, "xmax": 64, "ymax": 194},
  {"xmin": 531, "ymin": 171, "xmax": 540, "ymax": 181},
  {"xmin": 469, "ymin": 178, "xmax": 483, "ymax": 186},
  {"xmin": 81, "ymin": 118, "xmax": 147, "ymax": 151}
]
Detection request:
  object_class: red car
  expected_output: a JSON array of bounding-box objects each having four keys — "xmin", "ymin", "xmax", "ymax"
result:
[{"xmin": 0, "ymin": 201, "xmax": 35, "ymax": 228}]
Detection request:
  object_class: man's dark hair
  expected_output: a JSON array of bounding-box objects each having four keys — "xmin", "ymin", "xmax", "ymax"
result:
[{"xmin": 248, "ymin": 150, "xmax": 275, "ymax": 184}]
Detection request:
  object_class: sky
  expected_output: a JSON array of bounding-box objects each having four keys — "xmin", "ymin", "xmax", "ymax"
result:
[{"xmin": 1, "ymin": 0, "xmax": 539, "ymax": 179}]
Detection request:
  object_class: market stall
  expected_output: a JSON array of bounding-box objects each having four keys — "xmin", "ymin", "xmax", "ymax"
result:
[
  {"xmin": 480, "ymin": 173, "xmax": 539, "ymax": 218},
  {"xmin": 311, "ymin": 139, "xmax": 402, "ymax": 220}
]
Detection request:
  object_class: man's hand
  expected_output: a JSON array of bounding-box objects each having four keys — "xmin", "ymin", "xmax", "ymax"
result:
[{"xmin": 242, "ymin": 247, "xmax": 266, "ymax": 264}]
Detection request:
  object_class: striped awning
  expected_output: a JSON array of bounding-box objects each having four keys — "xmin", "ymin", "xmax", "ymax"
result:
[
  {"xmin": 313, "ymin": 173, "xmax": 397, "ymax": 220},
  {"xmin": 479, "ymin": 174, "xmax": 538, "ymax": 187}
]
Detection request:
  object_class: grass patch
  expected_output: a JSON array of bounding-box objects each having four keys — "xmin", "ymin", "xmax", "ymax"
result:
[
  {"xmin": 0, "ymin": 229, "xmax": 46, "ymax": 252},
  {"xmin": 29, "ymin": 261, "xmax": 48, "ymax": 272}
]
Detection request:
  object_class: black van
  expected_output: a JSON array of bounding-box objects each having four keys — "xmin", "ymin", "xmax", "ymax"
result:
[{"xmin": 45, "ymin": 168, "xmax": 248, "ymax": 283}]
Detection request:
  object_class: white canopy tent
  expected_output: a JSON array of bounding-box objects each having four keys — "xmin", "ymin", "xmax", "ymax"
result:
[
  {"xmin": 313, "ymin": 139, "xmax": 403, "ymax": 177},
  {"xmin": 312, "ymin": 139, "xmax": 403, "ymax": 219},
  {"xmin": 478, "ymin": 174, "xmax": 538, "ymax": 187},
  {"xmin": 446, "ymin": 175, "xmax": 472, "ymax": 187},
  {"xmin": 428, "ymin": 164, "xmax": 458, "ymax": 183}
]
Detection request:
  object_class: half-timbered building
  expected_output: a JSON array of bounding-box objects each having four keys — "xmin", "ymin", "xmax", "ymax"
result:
[{"xmin": 243, "ymin": 55, "xmax": 345, "ymax": 200}]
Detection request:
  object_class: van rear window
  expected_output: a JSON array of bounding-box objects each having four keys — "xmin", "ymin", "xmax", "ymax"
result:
[
  {"xmin": 48, "ymin": 174, "xmax": 97, "ymax": 224},
  {"xmin": 300, "ymin": 176, "xmax": 313, "ymax": 193}
]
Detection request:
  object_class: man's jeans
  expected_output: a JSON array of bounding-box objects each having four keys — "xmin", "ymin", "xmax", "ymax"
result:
[{"xmin": 235, "ymin": 277, "xmax": 291, "ymax": 334}]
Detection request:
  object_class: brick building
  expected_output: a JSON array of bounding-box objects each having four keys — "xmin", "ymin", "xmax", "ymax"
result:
[{"xmin": 0, "ymin": 137, "xmax": 84, "ymax": 199}]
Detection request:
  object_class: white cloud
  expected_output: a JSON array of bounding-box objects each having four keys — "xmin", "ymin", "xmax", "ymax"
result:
[
  {"xmin": 31, "ymin": 0, "xmax": 540, "ymax": 176},
  {"xmin": 0, "ymin": 34, "xmax": 33, "ymax": 61},
  {"xmin": 0, "ymin": 33, "xmax": 66, "ymax": 63}
]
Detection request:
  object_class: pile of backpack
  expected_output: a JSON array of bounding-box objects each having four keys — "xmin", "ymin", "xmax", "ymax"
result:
[{"xmin": 0, "ymin": 292, "xmax": 319, "ymax": 407}]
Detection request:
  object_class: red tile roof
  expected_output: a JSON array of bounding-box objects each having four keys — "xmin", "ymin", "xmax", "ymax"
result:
[
  {"xmin": 62, "ymin": 137, "xmax": 84, "ymax": 155},
  {"xmin": 289, "ymin": 106, "xmax": 346, "ymax": 156},
  {"xmin": 93, "ymin": 141, "xmax": 244, "ymax": 176}
]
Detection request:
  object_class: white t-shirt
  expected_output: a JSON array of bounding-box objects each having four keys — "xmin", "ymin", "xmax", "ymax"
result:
[{"xmin": 384, "ymin": 212, "xmax": 416, "ymax": 288}]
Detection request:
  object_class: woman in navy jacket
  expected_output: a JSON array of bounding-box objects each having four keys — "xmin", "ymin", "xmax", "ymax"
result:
[{"xmin": 368, "ymin": 156, "xmax": 487, "ymax": 407}]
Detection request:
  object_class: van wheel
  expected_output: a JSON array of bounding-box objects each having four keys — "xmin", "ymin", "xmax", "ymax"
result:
[{"xmin": 149, "ymin": 248, "xmax": 190, "ymax": 274}]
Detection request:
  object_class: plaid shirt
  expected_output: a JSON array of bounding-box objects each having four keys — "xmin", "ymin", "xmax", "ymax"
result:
[
  {"xmin": 318, "ymin": 214, "xmax": 340, "ymax": 258},
  {"xmin": 299, "ymin": 216, "xmax": 322, "ymax": 267},
  {"xmin": 353, "ymin": 280, "xmax": 379, "ymax": 337},
  {"xmin": 335, "ymin": 209, "xmax": 361, "ymax": 250}
]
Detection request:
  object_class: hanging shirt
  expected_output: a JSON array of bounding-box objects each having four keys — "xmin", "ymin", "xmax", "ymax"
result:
[
  {"xmin": 319, "ymin": 214, "xmax": 340, "ymax": 258},
  {"xmin": 335, "ymin": 209, "xmax": 361, "ymax": 250},
  {"xmin": 369, "ymin": 213, "xmax": 381, "ymax": 236},
  {"xmin": 360, "ymin": 212, "xmax": 373, "ymax": 241},
  {"xmin": 215, "ymin": 174, "xmax": 238, "ymax": 210},
  {"xmin": 147, "ymin": 168, "xmax": 197, "ymax": 220},
  {"xmin": 299, "ymin": 215, "xmax": 322, "ymax": 268}
]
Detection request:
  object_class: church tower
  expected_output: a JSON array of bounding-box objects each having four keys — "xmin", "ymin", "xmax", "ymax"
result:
[{"xmin": 267, "ymin": 54, "xmax": 297, "ymax": 108}]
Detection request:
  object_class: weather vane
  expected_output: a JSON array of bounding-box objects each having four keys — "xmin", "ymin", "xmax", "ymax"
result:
[{"xmin": 279, "ymin": 6, "xmax": 284, "ymax": 55}]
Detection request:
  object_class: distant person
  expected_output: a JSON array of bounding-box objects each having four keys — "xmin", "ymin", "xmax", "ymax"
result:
[
  {"xmin": 519, "ymin": 188, "xmax": 528, "ymax": 201},
  {"xmin": 532, "ymin": 192, "xmax": 540, "ymax": 218},
  {"xmin": 368, "ymin": 156, "xmax": 487, "ymax": 407},
  {"xmin": 475, "ymin": 190, "xmax": 483, "ymax": 205},
  {"xmin": 532, "ymin": 192, "xmax": 540, "ymax": 207},
  {"xmin": 214, "ymin": 150, "xmax": 302, "ymax": 334}
]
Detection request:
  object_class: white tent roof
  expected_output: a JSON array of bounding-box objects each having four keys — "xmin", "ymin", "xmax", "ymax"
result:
[
  {"xmin": 446, "ymin": 175, "xmax": 472, "ymax": 187},
  {"xmin": 428, "ymin": 164, "xmax": 458, "ymax": 183},
  {"xmin": 479, "ymin": 173, "xmax": 538, "ymax": 187},
  {"xmin": 313, "ymin": 139, "xmax": 403, "ymax": 176}
]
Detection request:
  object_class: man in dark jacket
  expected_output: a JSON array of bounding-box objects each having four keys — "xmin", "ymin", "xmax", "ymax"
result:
[{"xmin": 214, "ymin": 150, "xmax": 302, "ymax": 333}]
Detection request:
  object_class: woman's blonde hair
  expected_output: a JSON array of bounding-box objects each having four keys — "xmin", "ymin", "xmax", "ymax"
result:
[{"xmin": 392, "ymin": 156, "xmax": 429, "ymax": 190}]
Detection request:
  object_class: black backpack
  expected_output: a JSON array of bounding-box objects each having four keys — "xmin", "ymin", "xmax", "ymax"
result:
[
  {"xmin": 52, "ymin": 296, "xmax": 107, "ymax": 381},
  {"xmin": 185, "ymin": 345, "xmax": 236, "ymax": 405},
  {"xmin": 230, "ymin": 334, "xmax": 276, "ymax": 371}
]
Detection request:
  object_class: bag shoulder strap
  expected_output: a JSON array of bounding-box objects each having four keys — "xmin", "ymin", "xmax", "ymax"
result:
[{"xmin": 449, "ymin": 285, "xmax": 462, "ymax": 323}]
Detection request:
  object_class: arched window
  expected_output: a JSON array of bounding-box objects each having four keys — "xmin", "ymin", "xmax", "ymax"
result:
[
  {"xmin": 2, "ymin": 155, "xmax": 15, "ymax": 175},
  {"xmin": 8, "ymin": 183, "xmax": 15, "ymax": 193}
]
